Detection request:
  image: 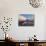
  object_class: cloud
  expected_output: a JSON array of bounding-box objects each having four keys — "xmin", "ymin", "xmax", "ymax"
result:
[{"xmin": 19, "ymin": 16, "xmax": 27, "ymax": 21}]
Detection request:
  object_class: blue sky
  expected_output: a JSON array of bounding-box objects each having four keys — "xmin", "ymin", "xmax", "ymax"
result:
[{"xmin": 20, "ymin": 14, "xmax": 34, "ymax": 20}]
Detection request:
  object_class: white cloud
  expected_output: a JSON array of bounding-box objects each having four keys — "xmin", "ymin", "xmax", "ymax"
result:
[{"xmin": 19, "ymin": 16, "xmax": 27, "ymax": 21}]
